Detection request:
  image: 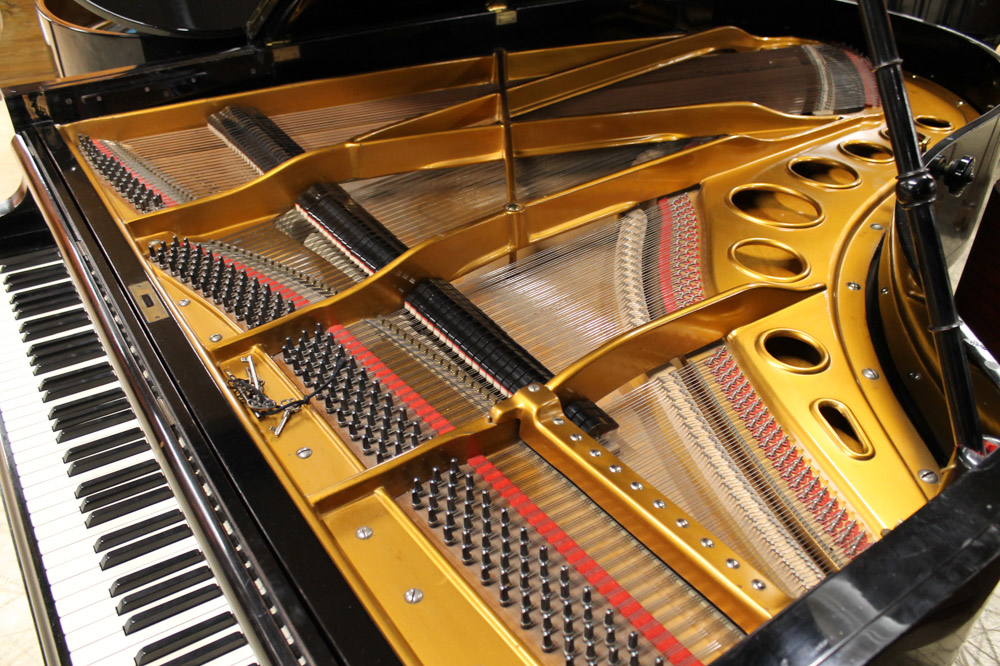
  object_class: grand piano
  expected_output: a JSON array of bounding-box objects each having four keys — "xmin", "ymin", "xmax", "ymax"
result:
[{"xmin": 4, "ymin": 0, "xmax": 1000, "ymax": 664}]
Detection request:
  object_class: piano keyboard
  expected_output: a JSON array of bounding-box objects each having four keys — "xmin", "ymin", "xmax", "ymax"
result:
[{"xmin": 0, "ymin": 246, "xmax": 260, "ymax": 666}]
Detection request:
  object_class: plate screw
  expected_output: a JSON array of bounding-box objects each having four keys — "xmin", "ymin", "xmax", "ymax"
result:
[
  {"xmin": 589, "ymin": 449, "xmax": 601, "ymax": 457},
  {"xmin": 870, "ymin": 223, "xmax": 884, "ymax": 230},
  {"xmin": 862, "ymin": 368, "xmax": 879, "ymax": 380},
  {"xmin": 630, "ymin": 482, "xmax": 643, "ymax": 491},
  {"xmin": 909, "ymin": 371, "xmax": 922, "ymax": 381},
  {"xmin": 405, "ymin": 588, "xmax": 424, "ymax": 604},
  {"xmin": 881, "ymin": 287, "xmax": 889, "ymax": 295},
  {"xmin": 356, "ymin": 526, "xmax": 373, "ymax": 540},
  {"xmin": 653, "ymin": 500, "xmax": 666, "ymax": 509},
  {"xmin": 296, "ymin": 447, "xmax": 312, "ymax": 459},
  {"xmin": 552, "ymin": 417, "xmax": 564, "ymax": 425},
  {"xmin": 919, "ymin": 469, "xmax": 939, "ymax": 484},
  {"xmin": 752, "ymin": 579, "xmax": 766, "ymax": 591},
  {"xmin": 847, "ymin": 282, "xmax": 861, "ymax": 291},
  {"xmin": 504, "ymin": 203, "xmax": 524, "ymax": 213},
  {"xmin": 527, "ymin": 384, "xmax": 540, "ymax": 392},
  {"xmin": 700, "ymin": 538, "xmax": 715, "ymax": 548},
  {"xmin": 609, "ymin": 465, "xmax": 621, "ymax": 473},
  {"xmin": 726, "ymin": 559, "xmax": 740, "ymax": 569},
  {"xmin": 209, "ymin": 333, "xmax": 223, "ymax": 342},
  {"xmin": 178, "ymin": 299, "xmax": 190, "ymax": 306},
  {"xmin": 570, "ymin": 433, "xmax": 582, "ymax": 442},
  {"xmin": 676, "ymin": 518, "xmax": 689, "ymax": 528}
]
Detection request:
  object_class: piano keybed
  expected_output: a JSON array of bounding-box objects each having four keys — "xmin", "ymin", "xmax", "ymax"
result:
[{"xmin": 9, "ymin": 23, "xmax": 982, "ymax": 665}]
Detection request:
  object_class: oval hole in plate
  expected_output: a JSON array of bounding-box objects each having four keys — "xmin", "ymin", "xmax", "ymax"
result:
[
  {"xmin": 915, "ymin": 115, "xmax": 954, "ymax": 131},
  {"xmin": 814, "ymin": 400, "xmax": 873, "ymax": 459},
  {"xmin": 840, "ymin": 140, "xmax": 894, "ymax": 163},
  {"xmin": 759, "ymin": 329, "xmax": 830, "ymax": 373},
  {"xmin": 880, "ymin": 127, "xmax": 928, "ymax": 150},
  {"xmin": 729, "ymin": 184, "xmax": 823, "ymax": 228},
  {"xmin": 788, "ymin": 157, "xmax": 861, "ymax": 189},
  {"xmin": 729, "ymin": 239, "xmax": 809, "ymax": 282}
]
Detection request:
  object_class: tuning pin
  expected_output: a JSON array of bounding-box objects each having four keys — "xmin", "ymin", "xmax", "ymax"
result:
[
  {"xmin": 410, "ymin": 480, "xmax": 423, "ymax": 509},
  {"xmin": 560, "ymin": 566, "xmax": 571, "ymax": 600}
]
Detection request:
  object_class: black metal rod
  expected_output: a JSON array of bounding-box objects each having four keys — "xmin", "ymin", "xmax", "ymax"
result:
[{"xmin": 857, "ymin": 0, "xmax": 984, "ymax": 458}]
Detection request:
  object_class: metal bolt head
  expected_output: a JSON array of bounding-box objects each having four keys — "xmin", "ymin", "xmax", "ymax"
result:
[
  {"xmin": 589, "ymin": 449, "xmax": 602, "ymax": 457},
  {"xmin": 404, "ymin": 588, "xmax": 424, "ymax": 604},
  {"xmin": 296, "ymin": 447, "xmax": 313, "ymax": 459},
  {"xmin": 209, "ymin": 333, "xmax": 223, "ymax": 343},
  {"xmin": 608, "ymin": 465, "xmax": 622, "ymax": 473},
  {"xmin": 881, "ymin": 287, "xmax": 889, "ymax": 295},
  {"xmin": 700, "ymin": 538, "xmax": 714, "ymax": 548},
  {"xmin": 870, "ymin": 223, "xmax": 884, "ymax": 231},
  {"xmin": 356, "ymin": 526, "xmax": 373, "ymax": 540},
  {"xmin": 552, "ymin": 417, "xmax": 565, "ymax": 426},
  {"xmin": 653, "ymin": 499, "xmax": 666, "ymax": 509},
  {"xmin": 751, "ymin": 579, "xmax": 766, "ymax": 591},
  {"xmin": 527, "ymin": 383, "xmax": 541, "ymax": 392},
  {"xmin": 676, "ymin": 518, "xmax": 689, "ymax": 528},
  {"xmin": 569, "ymin": 433, "xmax": 582, "ymax": 442},
  {"xmin": 630, "ymin": 481, "xmax": 643, "ymax": 491},
  {"xmin": 847, "ymin": 281, "xmax": 861, "ymax": 291},
  {"xmin": 504, "ymin": 203, "xmax": 524, "ymax": 213},
  {"xmin": 862, "ymin": 368, "xmax": 880, "ymax": 380},
  {"xmin": 919, "ymin": 469, "xmax": 939, "ymax": 484},
  {"xmin": 909, "ymin": 371, "xmax": 922, "ymax": 381},
  {"xmin": 178, "ymin": 298, "xmax": 190, "ymax": 306},
  {"xmin": 726, "ymin": 558, "xmax": 740, "ymax": 569}
]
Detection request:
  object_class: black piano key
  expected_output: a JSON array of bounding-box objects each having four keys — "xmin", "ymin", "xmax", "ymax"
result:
[
  {"xmin": 63, "ymin": 427, "xmax": 144, "ymax": 463},
  {"xmin": 28, "ymin": 330, "xmax": 98, "ymax": 359},
  {"xmin": 99, "ymin": 523, "xmax": 192, "ymax": 570},
  {"xmin": 14, "ymin": 292, "xmax": 81, "ymax": 320},
  {"xmin": 117, "ymin": 565, "xmax": 213, "ymax": 615},
  {"xmin": 55, "ymin": 407, "xmax": 135, "ymax": 443},
  {"xmin": 75, "ymin": 459, "xmax": 160, "ymax": 498},
  {"xmin": 94, "ymin": 509, "xmax": 184, "ymax": 552},
  {"xmin": 53, "ymin": 395, "xmax": 130, "ymax": 431},
  {"xmin": 32, "ymin": 341, "xmax": 105, "ymax": 375},
  {"xmin": 4, "ymin": 263, "xmax": 68, "ymax": 290},
  {"xmin": 134, "ymin": 612, "xmax": 237, "ymax": 666},
  {"xmin": 123, "ymin": 584, "xmax": 222, "ymax": 635},
  {"xmin": 20, "ymin": 308, "xmax": 89, "ymax": 341},
  {"xmin": 110, "ymin": 549, "xmax": 205, "ymax": 597},
  {"xmin": 40, "ymin": 362, "xmax": 116, "ymax": 402},
  {"xmin": 85, "ymin": 485, "xmax": 172, "ymax": 527},
  {"xmin": 14, "ymin": 290, "xmax": 81, "ymax": 319},
  {"xmin": 12, "ymin": 281, "xmax": 74, "ymax": 306},
  {"xmin": 49, "ymin": 387, "xmax": 124, "ymax": 422},
  {"xmin": 80, "ymin": 472, "xmax": 166, "ymax": 513},
  {"xmin": 160, "ymin": 631, "xmax": 247, "ymax": 666},
  {"xmin": 67, "ymin": 440, "xmax": 148, "ymax": 476},
  {"xmin": 0, "ymin": 246, "xmax": 60, "ymax": 272}
]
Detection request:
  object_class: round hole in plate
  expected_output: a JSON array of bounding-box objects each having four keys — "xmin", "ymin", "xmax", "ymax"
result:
[
  {"xmin": 758, "ymin": 329, "xmax": 830, "ymax": 374},
  {"xmin": 915, "ymin": 115, "xmax": 953, "ymax": 131},
  {"xmin": 840, "ymin": 141, "xmax": 894, "ymax": 163},
  {"xmin": 728, "ymin": 184, "xmax": 824, "ymax": 228},
  {"xmin": 788, "ymin": 157, "xmax": 861, "ymax": 189},
  {"xmin": 728, "ymin": 239, "xmax": 809, "ymax": 282}
]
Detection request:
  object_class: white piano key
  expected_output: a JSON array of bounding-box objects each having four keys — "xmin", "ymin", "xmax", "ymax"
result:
[{"xmin": 56, "ymin": 545, "xmax": 206, "ymax": 634}]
